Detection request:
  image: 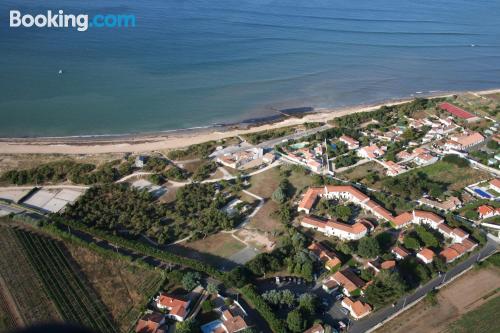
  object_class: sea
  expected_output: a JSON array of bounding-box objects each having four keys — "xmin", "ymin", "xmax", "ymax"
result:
[{"xmin": 1, "ymin": 0, "xmax": 500, "ymax": 137}]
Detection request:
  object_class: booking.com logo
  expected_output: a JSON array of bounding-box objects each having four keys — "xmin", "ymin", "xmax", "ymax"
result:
[{"xmin": 9, "ymin": 10, "xmax": 136, "ymax": 32}]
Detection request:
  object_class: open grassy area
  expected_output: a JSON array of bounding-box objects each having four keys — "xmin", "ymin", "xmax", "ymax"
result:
[
  {"xmin": 288, "ymin": 170, "xmax": 315, "ymax": 197},
  {"xmin": 183, "ymin": 232, "xmax": 246, "ymax": 259},
  {"xmin": 248, "ymin": 200, "xmax": 282, "ymax": 234},
  {"xmin": 368, "ymin": 160, "xmax": 489, "ymax": 193},
  {"xmin": 67, "ymin": 244, "xmax": 165, "ymax": 333},
  {"xmin": 248, "ymin": 167, "xmax": 281, "ymax": 198},
  {"xmin": 338, "ymin": 161, "xmax": 385, "ymax": 184},
  {"xmin": 445, "ymin": 295, "xmax": 500, "ymax": 333}
]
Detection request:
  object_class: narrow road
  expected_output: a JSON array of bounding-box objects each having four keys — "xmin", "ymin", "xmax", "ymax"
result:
[{"xmin": 349, "ymin": 238, "xmax": 498, "ymax": 333}]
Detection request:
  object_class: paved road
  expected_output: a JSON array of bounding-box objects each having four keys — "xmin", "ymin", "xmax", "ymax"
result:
[{"xmin": 349, "ymin": 238, "xmax": 498, "ymax": 333}]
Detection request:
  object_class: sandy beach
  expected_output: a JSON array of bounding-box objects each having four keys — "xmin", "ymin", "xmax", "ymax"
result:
[{"xmin": 1, "ymin": 88, "xmax": 499, "ymax": 155}]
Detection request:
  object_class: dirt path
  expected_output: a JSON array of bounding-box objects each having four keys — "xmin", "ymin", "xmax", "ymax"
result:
[{"xmin": 375, "ymin": 267, "xmax": 500, "ymax": 333}]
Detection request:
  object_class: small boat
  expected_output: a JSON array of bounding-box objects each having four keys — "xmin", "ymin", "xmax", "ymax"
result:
[
  {"xmin": 58, "ymin": 69, "xmax": 63, "ymax": 75},
  {"xmin": 470, "ymin": 44, "xmax": 476, "ymax": 47}
]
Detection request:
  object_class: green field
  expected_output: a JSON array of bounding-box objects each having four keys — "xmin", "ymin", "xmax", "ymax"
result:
[
  {"xmin": 446, "ymin": 295, "xmax": 500, "ymax": 333},
  {"xmin": 12, "ymin": 228, "xmax": 118, "ymax": 333}
]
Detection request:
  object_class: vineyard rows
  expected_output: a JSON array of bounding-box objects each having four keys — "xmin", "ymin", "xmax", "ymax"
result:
[{"xmin": 13, "ymin": 228, "xmax": 118, "ymax": 333}]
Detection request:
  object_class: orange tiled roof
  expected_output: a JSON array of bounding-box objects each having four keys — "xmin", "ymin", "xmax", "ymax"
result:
[
  {"xmin": 393, "ymin": 212, "xmax": 413, "ymax": 226},
  {"xmin": 339, "ymin": 135, "xmax": 359, "ymax": 146},
  {"xmin": 449, "ymin": 243, "xmax": 467, "ymax": 255},
  {"xmin": 461, "ymin": 238, "xmax": 477, "ymax": 251},
  {"xmin": 440, "ymin": 248, "xmax": 460, "ymax": 262},
  {"xmin": 418, "ymin": 248, "xmax": 435, "ymax": 261},
  {"xmin": 342, "ymin": 297, "xmax": 372, "ymax": 318},
  {"xmin": 302, "ymin": 216, "xmax": 327, "ymax": 229},
  {"xmin": 136, "ymin": 312, "xmax": 165, "ymax": 333},
  {"xmin": 157, "ymin": 294, "xmax": 189, "ymax": 319},
  {"xmin": 332, "ymin": 269, "xmax": 366, "ymax": 293},
  {"xmin": 222, "ymin": 310, "xmax": 248, "ymax": 333},
  {"xmin": 490, "ymin": 178, "xmax": 500, "ymax": 188},
  {"xmin": 392, "ymin": 246, "xmax": 410, "ymax": 258},
  {"xmin": 303, "ymin": 324, "xmax": 324, "ymax": 333},
  {"xmin": 452, "ymin": 227, "xmax": 468, "ymax": 238},
  {"xmin": 381, "ymin": 260, "xmax": 396, "ymax": 270},
  {"xmin": 477, "ymin": 205, "xmax": 495, "ymax": 216},
  {"xmin": 414, "ymin": 210, "xmax": 444, "ymax": 224},
  {"xmin": 324, "ymin": 185, "xmax": 370, "ymax": 202},
  {"xmin": 298, "ymin": 187, "xmax": 323, "ymax": 211},
  {"xmin": 326, "ymin": 220, "xmax": 367, "ymax": 234}
]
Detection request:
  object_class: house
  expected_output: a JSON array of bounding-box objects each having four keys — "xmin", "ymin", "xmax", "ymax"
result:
[
  {"xmin": 262, "ymin": 152, "xmax": 276, "ymax": 164},
  {"xmin": 417, "ymin": 248, "xmax": 435, "ymax": 264},
  {"xmin": 322, "ymin": 277, "xmax": 340, "ymax": 294},
  {"xmin": 136, "ymin": 312, "xmax": 167, "ymax": 333},
  {"xmin": 367, "ymin": 259, "xmax": 396, "ymax": 274},
  {"xmin": 298, "ymin": 187, "xmax": 323, "ymax": 214},
  {"xmin": 440, "ymin": 247, "xmax": 462, "ymax": 263},
  {"xmin": 300, "ymin": 216, "xmax": 368, "ymax": 240},
  {"xmin": 445, "ymin": 132, "xmax": 485, "ymax": 151},
  {"xmin": 439, "ymin": 102, "xmax": 479, "ymax": 122},
  {"xmin": 304, "ymin": 324, "xmax": 325, "ymax": 333},
  {"xmin": 412, "ymin": 210, "xmax": 445, "ymax": 229},
  {"xmin": 477, "ymin": 205, "xmax": 500, "ymax": 219},
  {"xmin": 381, "ymin": 160, "xmax": 406, "ymax": 176},
  {"xmin": 155, "ymin": 293, "xmax": 190, "ymax": 322},
  {"xmin": 135, "ymin": 155, "xmax": 148, "ymax": 168},
  {"xmin": 201, "ymin": 308, "xmax": 248, "ymax": 333},
  {"xmin": 341, "ymin": 298, "xmax": 372, "ymax": 320},
  {"xmin": 358, "ymin": 145, "xmax": 385, "ymax": 159},
  {"xmin": 308, "ymin": 242, "xmax": 342, "ymax": 271},
  {"xmin": 391, "ymin": 246, "xmax": 410, "ymax": 260},
  {"xmin": 217, "ymin": 148, "xmax": 264, "ymax": 169},
  {"xmin": 414, "ymin": 153, "xmax": 438, "ymax": 166},
  {"xmin": 339, "ymin": 135, "xmax": 360, "ymax": 150},
  {"xmin": 331, "ymin": 269, "xmax": 366, "ymax": 296},
  {"xmin": 417, "ymin": 196, "xmax": 462, "ymax": 212},
  {"xmin": 490, "ymin": 179, "xmax": 500, "ymax": 193}
]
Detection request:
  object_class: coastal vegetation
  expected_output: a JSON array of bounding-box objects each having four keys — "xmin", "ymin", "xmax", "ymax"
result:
[
  {"xmin": 167, "ymin": 141, "xmax": 219, "ymax": 160},
  {"xmin": 242, "ymin": 126, "xmax": 297, "ymax": 144},
  {"xmin": 0, "ymin": 159, "xmax": 135, "ymax": 185}
]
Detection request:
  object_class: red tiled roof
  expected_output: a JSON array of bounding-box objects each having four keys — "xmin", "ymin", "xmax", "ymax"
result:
[
  {"xmin": 452, "ymin": 227, "xmax": 469, "ymax": 238},
  {"xmin": 414, "ymin": 210, "xmax": 444, "ymax": 224},
  {"xmin": 222, "ymin": 310, "xmax": 248, "ymax": 333},
  {"xmin": 392, "ymin": 246, "xmax": 410, "ymax": 258},
  {"xmin": 302, "ymin": 216, "xmax": 327, "ymax": 229},
  {"xmin": 157, "ymin": 294, "xmax": 189, "ymax": 319},
  {"xmin": 439, "ymin": 102, "xmax": 475, "ymax": 119},
  {"xmin": 298, "ymin": 187, "xmax": 323, "ymax": 211},
  {"xmin": 393, "ymin": 212, "xmax": 413, "ymax": 226},
  {"xmin": 332, "ymin": 269, "xmax": 366, "ymax": 293},
  {"xmin": 326, "ymin": 220, "xmax": 367, "ymax": 234},
  {"xmin": 449, "ymin": 243, "xmax": 467, "ymax": 255},
  {"xmin": 461, "ymin": 238, "xmax": 478, "ymax": 251},
  {"xmin": 136, "ymin": 312, "xmax": 166, "ymax": 333},
  {"xmin": 418, "ymin": 248, "xmax": 435, "ymax": 261},
  {"xmin": 339, "ymin": 135, "xmax": 359, "ymax": 146},
  {"xmin": 477, "ymin": 205, "xmax": 495, "ymax": 215},
  {"xmin": 490, "ymin": 179, "xmax": 500, "ymax": 188},
  {"xmin": 304, "ymin": 324, "xmax": 325, "ymax": 333},
  {"xmin": 381, "ymin": 260, "xmax": 396, "ymax": 270},
  {"xmin": 438, "ymin": 223, "xmax": 453, "ymax": 235},
  {"xmin": 440, "ymin": 248, "xmax": 460, "ymax": 262},
  {"xmin": 342, "ymin": 297, "xmax": 372, "ymax": 318}
]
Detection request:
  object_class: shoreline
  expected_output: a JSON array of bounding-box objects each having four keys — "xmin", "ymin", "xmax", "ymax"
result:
[{"xmin": 1, "ymin": 87, "xmax": 499, "ymax": 155}]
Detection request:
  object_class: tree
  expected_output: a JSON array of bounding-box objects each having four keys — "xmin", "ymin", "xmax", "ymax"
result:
[
  {"xmin": 433, "ymin": 256, "xmax": 447, "ymax": 273},
  {"xmin": 403, "ymin": 236, "xmax": 421, "ymax": 250},
  {"xmin": 487, "ymin": 140, "xmax": 499, "ymax": 150},
  {"xmin": 415, "ymin": 225, "xmax": 438, "ymax": 248},
  {"xmin": 333, "ymin": 205, "xmax": 352, "ymax": 221},
  {"xmin": 287, "ymin": 309, "xmax": 306, "ymax": 333},
  {"xmin": 272, "ymin": 186, "xmax": 286, "ymax": 204},
  {"xmin": 182, "ymin": 271, "xmax": 201, "ymax": 291},
  {"xmin": 207, "ymin": 282, "xmax": 219, "ymax": 295},
  {"xmin": 298, "ymin": 293, "xmax": 318, "ymax": 315},
  {"xmin": 357, "ymin": 237, "xmax": 381, "ymax": 258},
  {"xmin": 176, "ymin": 319, "xmax": 199, "ymax": 333},
  {"xmin": 365, "ymin": 271, "xmax": 406, "ymax": 308}
]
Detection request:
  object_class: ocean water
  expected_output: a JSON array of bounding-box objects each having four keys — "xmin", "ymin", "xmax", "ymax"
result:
[{"xmin": 1, "ymin": 0, "xmax": 500, "ymax": 137}]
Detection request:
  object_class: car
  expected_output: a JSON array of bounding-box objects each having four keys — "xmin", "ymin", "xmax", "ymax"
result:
[
  {"xmin": 339, "ymin": 307, "xmax": 349, "ymax": 315},
  {"xmin": 335, "ymin": 293, "xmax": 344, "ymax": 301}
]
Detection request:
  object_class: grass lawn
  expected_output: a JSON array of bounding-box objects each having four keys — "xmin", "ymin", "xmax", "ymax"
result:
[
  {"xmin": 288, "ymin": 170, "xmax": 315, "ymax": 198},
  {"xmin": 248, "ymin": 167, "xmax": 281, "ymax": 198},
  {"xmin": 248, "ymin": 200, "xmax": 283, "ymax": 234},
  {"xmin": 66, "ymin": 244, "xmax": 164, "ymax": 333},
  {"xmin": 371, "ymin": 161, "xmax": 490, "ymax": 192},
  {"xmin": 445, "ymin": 295, "xmax": 500, "ymax": 333},
  {"xmin": 183, "ymin": 232, "xmax": 246, "ymax": 259},
  {"xmin": 338, "ymin": 161, "xmax": 385, "ymax": 184}
]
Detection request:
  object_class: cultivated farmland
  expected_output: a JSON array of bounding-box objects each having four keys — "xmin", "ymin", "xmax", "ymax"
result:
[
  {"xmin": 12, "ymin": 228, "xmax": 118, "ymax": 333},
  {"xmin": 0, "ymin": 226, "xmax": 61, "ymax": 328}
]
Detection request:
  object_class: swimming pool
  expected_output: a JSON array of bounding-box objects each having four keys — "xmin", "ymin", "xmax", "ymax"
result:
[{"xmin": 474, "ymin": 188, "xmax": 492, "ymax": 199}]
